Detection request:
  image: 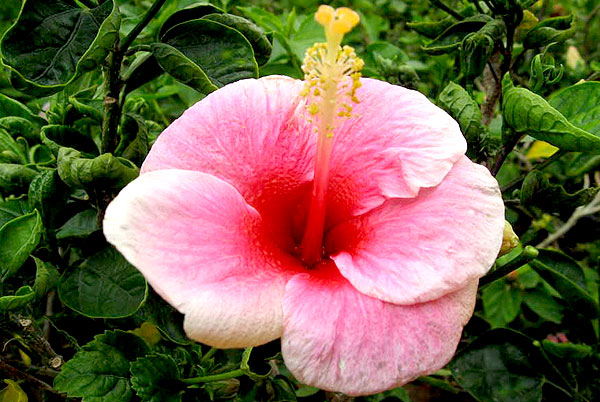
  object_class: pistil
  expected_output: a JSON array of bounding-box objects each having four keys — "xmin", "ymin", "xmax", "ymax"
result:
[{"xmin": 298, "ymin": 5, "xmax": 363, "ymax": 266}]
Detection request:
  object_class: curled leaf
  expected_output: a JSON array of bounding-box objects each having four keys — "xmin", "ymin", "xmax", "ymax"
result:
[{"xmin": 502, "ymin": 74, "xmax": 600, "ymax": 152}]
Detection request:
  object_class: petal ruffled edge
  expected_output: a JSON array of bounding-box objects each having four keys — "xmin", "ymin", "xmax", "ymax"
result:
[
  {"xmin": 282, "ymin": 262, "xmax": 478, "ymax": 396},
  {"xmin": 328, "ymin": 156, "xmax": 504, "ymax": 305},
  {"xmin": 103, "ymin": 169, "xmax": 304, "ymax": 347}
]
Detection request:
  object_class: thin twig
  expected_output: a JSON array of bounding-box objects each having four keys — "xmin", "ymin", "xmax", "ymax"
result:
[
  {"xmin": 536, "ymin": 173, "xmax": 600, "ymax": 248},
  {"xmin": 430, "ymin": 0, "xmax": 464, "ymax": 20},
  {"xmin": 120, "ymin": 0, "xmax": 169, "ymax": 53},
  {"xmin": 0, "ymin": 357, "xmax": 62, "ymax": 395}
]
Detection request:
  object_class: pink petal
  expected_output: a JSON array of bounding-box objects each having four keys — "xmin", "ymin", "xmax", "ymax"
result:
[
  {"xmin": 103, "ymin": 169, "xmax": 304, "ymax": 347},
  {"xmin": 282, "ymin": 261, "xmax": 478, "ymax": 396},
  {"xmin": 326, "ymin": 78, "xmax": 467, "ymax": 219},
  {"xmin": 327, "ymin": 156, "xmax": 504, "ymax": 305},
  {"xmin": 141, "ymin": 76, "xmax": 314, "ymax": 204}
]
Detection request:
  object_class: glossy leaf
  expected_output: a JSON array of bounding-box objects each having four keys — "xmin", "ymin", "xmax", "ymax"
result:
[
  {"xmin": 0, "ymin": 164, "xmax": 38, "ymax": 196},
  {"xmin": 130, "ymin": 354, "xmax": 183, "ymax": 402},
  {"xmin": 159, "ymin": 19, "xmax": 258, "ymax": 89},
  {"xmin": 0, "ymin": 258, "xmax": 58, "ymax": 311},
  {"xmin": 0, "ymin": 117, "xmax": 40, "ymax": 143},
  {"xmin": 451, "ymin": 328, "xmax": 545, "ymax": 402},
  {"xmin": 202, "ymin": 13, "xmax": 272, "ymax": 66},
  {"xmin": 58, "ymin": 247, "xmax": 147, "ymax": 318},
  {"xmin": 0, "ymin": 285, "xmax": 35, "ymax": 311},
  {"xmin": 460, "ymin": 19, "xmax": 505, "ymax": 80},
  {"xmin": 57, "ymin": 147, "xmax": 139, "ymax": 190},
  {"xmin": 0, "ymin": 94, "xmax": 45, "ymax": 126},
  {"xmin": 530, "ymin": 249, "xmax": 600, "ymax": 318},
  {"xmin": 407, "ymin": 17, "xmax": 454, "ymax": 39},
  {"xmin": 56, "ymin": 209, "xmax": 99, "ymax": 240},
  {"xmin": 502, "ymin": 74, "xmax": 600, "ymax": 152},
  {"xmin": 158, "ymin": 3, "xmax": 223, "ymax": 39},
  {"xmin": 541, "ymin": 340, "xmax": 593, "ymax": 361},
  {"xmin": 54, "ymin": 330, "xmax": 149, "ymax": 402},
  {"xmin": 0, "ymin": 198, "xmax": 30, "ymax": 229},
  {"xmin": 31, "ymin": 257, "xmax": 59, "ymax": 298},
  {"xmin": 422, "ymin": 16, "xmax": 492, "ymax": 55},
  {"xmin": 438, "ymin": 82, "xmax": 488, "ymax": 158},
  {"xmin": 520, "ymin": 170, "xmax": 599, "ymax": 213},
  {"xmin": 482, "ymin": 280, "xmax": 522, "ymax": 328},
  {"xmin": 523, "ymin": 14, "xmax": 575, "ymax": 49},
  {"xmin": 0, "ymin": 0, "xmax": 120, "ymax": 93},
  {"xmin": 549, "ymin": 82, "xmax": 600, "ymax": 136},
  {"xmin": 522, "ymin": 288, "xmax": 564, "ymax": 323},
  {"xmin": 0, "ymin": 210, "xmax": 42, "ymax": 281},
  {"xmin": 0, "ymin": 128, "xmax": 27, "ymax": 164},
  {"xmin": 28, "ymin": 169, "xmax": 69, "ymax": 229},
  {"xmin": 150, "ymin": 43, "xmax": 218, "ymax": 95},
  {"xmin": 41, "ymin": 125, "xmax": 98, "ymax": 157}
]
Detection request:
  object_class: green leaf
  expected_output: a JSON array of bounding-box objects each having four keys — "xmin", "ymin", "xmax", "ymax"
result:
[
  {"xmin": 520, "ymin": 170, "xmax": 599, "ymax": 213},
  {"xmin": 407, "ymin": 17, "xmax": 454, "ymax": 39},
  {"xmin": 239, "ymin": 6, "xmax": 285, "ymax": 33},
  {"xmin": 202, "ymin": 13, "xmax": 272, "ymax": 66},
  {"xmin": 134, "ymin": 292, "xmax": 190, "ymax": 345},
  {"xmin": 0, "ymin": 94, "xmax": 45, "ymax": 126},
  {"xmin": 130, "ymin": 354, "xmax": 183, "ymax": 402},
  {"xmin": 0, "ymin": 379, "xmax": 28, "ymax": 402},
  {"xmin": 438, "ymin": 82, "xmax": 489, "ymax": 158},
  {"xmin": 120, "ymin": 114, "xmax": 149, "ymax": 166},
  {"xmin": 0, "ymin": 128, "xmax": 26, "ymax": 164},
  {"xmin": 523, "ymin": 14, "xmax": 575, "ymax": 49},
  {"xmin": 28, "ymin": 169, "xmax": 69, "ymax": 229},
  {"xmin": 501, "ymin": 74, "xmax": 600, "ymax": 152},
  {"xmin": 450, "ymin": 328, "xmax": 545, "ymax": 402},
  {"xmin": 522, "ymin": 288, "xmax": 564, "ymax": 323},
  {"xmin": 549, "ymin": 82, "xmax": 600, "ymax": 137},
  {"xmin": 541, "ymin": 340, "xmax": 593, "ymax": 361},
  {"xmin": 58, "ymin": 247, "xmax": 147, "ymax": 318},
  {"xmin": 151, "ymin": 43, "xmax": 218, "ymax": 94},
  {"xmin": 159, "ymin": 19, "xmax": 258, "ymax": 89},
  {"xmin": 0, "ymin": 258, "xmax": 57, "ymax": 311},
  {"xmin": 460, "ymin": 19, "xmax": 505, "ymax": 80},
  {"xmin": 422, "ymin": 16, "xmax": 492, "ymax": 55},
  {"xmin": 0, "ymin": 0, "xmax": 120, "ymax": 94},
  {"xmin": 31, "ymin": 257, "xmax": 59, "ymax": 298},
  {"xmin": 0, "ymin": 285, "xmax": 35, "ymax": 311},
  {"xmin": 57, "ymin": 147, "xmax": 139, "ymax": 189},
  {"xmin": 481, "ymin": 280, "xmax": 523, "ymax": 328},
  {"xmin": 158, "ymin": 3, "xmax": 224, "ymax": 39},
  {"xmin": 56, "ymin": 209, "xmax": 99, "ymax": 240},
  {"xmin": 0, "ymin": 197, "xmax": 30, "ymax": 229},
  {"xmin": 0, "ymin": 210, "xmax": 42, "ymax": 281},
  {"xmin": 0, "ymin": 164, "xmax": 38, "ymax": 196},
  {"xmin": 530, "ymin": 249, "xmax": 600, "ymax": 318},
  {"xmin": 54, "ymin": 330, "xmax": 149, "ymax": 402},
  {"xmin": 0, "ymin": 117, "xmax": 40, "ymax": 143},
  {"xmin": 41, "ymin": 125, "xmax": 98, "ymax": 157}
]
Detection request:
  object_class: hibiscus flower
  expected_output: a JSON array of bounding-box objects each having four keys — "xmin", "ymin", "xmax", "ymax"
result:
[{"xmin": 103, "ymin": 5, "xmax": 504, "ymax": 396}]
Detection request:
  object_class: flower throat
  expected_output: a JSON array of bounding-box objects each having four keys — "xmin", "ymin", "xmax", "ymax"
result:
[{"xmin": 297, "ymin": 5, "xmax": 364, "ymax": 266}]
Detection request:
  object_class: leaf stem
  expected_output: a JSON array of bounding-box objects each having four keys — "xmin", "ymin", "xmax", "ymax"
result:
[
  {"xmin": 201, "ymin": 347, "xmax": 218, "ymax": 362},
  {"xmin": 479, "ymin": 245, "xmax": 539, "ymax": 287},
  {"xmin": 121, "ymin": 0, "xmax": 169, "ymax": 53},
  {"xmin": 500, "ymin": 150, "xmax": 566, "ymax": 193},
  {"xmin": 181, "ymin": 369, "xmax": 246, "ymax": 384}
]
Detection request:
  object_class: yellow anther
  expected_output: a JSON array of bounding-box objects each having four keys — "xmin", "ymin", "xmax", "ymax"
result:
[
  {"xmin": 333, "ymin": 8, "xmax": 360, "ymax": 33},
  {"xmin": 302, "ymin": 5, "xmax": 363, "ymax": 135},
  {"xmin": 315, "ymin": 5, "xmax": 335, "ymax": 26}
]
